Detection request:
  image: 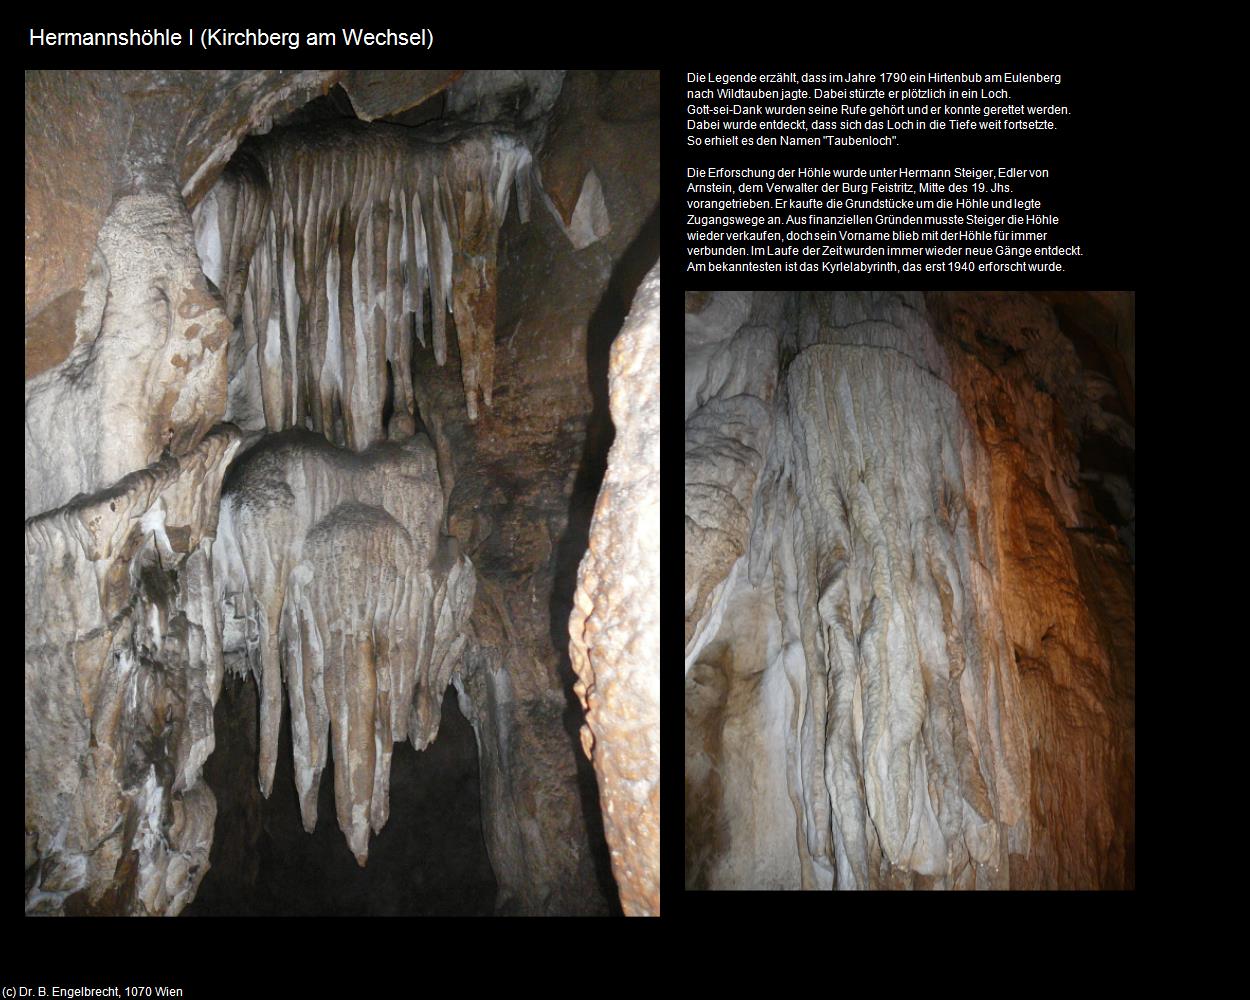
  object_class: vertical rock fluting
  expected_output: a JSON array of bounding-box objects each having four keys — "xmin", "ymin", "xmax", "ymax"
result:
[
  {"xmin": 25, "ymin": 427, "xmax": 242, "ymax": 914},
  {"xmin": 770, "ymin": 294, "xmax": 1028, "ymax": 889},
  {"xmin": 569, "ymin": 264, "xmax": 660, "ymax": 915},
  {"xmin": 685, "ymin": 290, "xmax": 1134, "ymax": 890},
  {"xmin": 194, "ymin": 120, "xmax": 533, "ymax": 441},
  {"xmin": 928, "ymin": 291, "xmax": 1135, "ymax": 888},
  {"xmin": 684, "ymin": 291, "xmax": 783, "ymax": 665},
  {"xmin": 213, "ymin": 430, "xmax": 475, "ymax": 865}
]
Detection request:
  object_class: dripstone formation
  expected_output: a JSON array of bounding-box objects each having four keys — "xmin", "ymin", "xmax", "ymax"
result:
[
  {"xmin": 214, "ymin": 430, "xmax": 474, "ymax": 864},
  {"xmin": 194, "ymin": 121, "xmax": 534, "ymax": 434},
  {"xmin": 569, "ymin": 263, "xmax": 660, "ymax": 916},
  {"xmin": 685, "ymin": 290, "xmax": 1134, "ymax": 891},
  {"xmin": 26, "ymin": 69, "xmax": 659, "ymax": 916}
]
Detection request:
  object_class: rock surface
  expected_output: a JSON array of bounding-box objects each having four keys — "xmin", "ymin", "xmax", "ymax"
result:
[
  {"xmin": 25, "ymin": 426, "xmax": 241, "ymax": 914},
  {"xmin": 444, "ymin": 70, "xmax": 566, "ymax": 126},
  {"xmin": 24, "ymin": 72, "xmax": 128, "ymax": 341},
  {"xmin": 416, "ymin": 69, "xmax": 660, "ymax": 914},
  {"xmin": 26, "ymin": 191, "xmax": 232, "ymax": 519},
  {"xmin": 26, "ymin": 68, "xmax": 659, "ymax": 916},
  {"xmin": 685, "ymin": 290, "xmax": 1134, "ymax": 891},
  {"xmin": 26, "ymin": 71, "xmax": 343, "ymax": 379},
  {"xmin": 569, "ymin": 263, "xmax": 660, "ymax": 916},
  {"xmin": 456, "ymin": 589, "xmax": 599, "ymax": 915},
  {"xmin": 340, "ymin": 70, "xmax": 463, "ymax": 123}
]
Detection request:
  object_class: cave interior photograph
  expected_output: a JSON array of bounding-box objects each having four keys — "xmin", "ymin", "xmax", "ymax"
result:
[
  {"xmin": 684, "ymin": 289, "xmax": 1134, "ymax": 892},
  {"xmin": 24, "ymin": 68, "xmax": 660, "ymax": 918}
]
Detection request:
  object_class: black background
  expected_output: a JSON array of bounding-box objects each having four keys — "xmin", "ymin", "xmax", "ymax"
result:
[
  {"xmin": 19, "ymin": 12, "xmax": 1178, "ymax": 985},
  {"xmin": 677, "ymin": 59, "xmax": 1135, "ymax": 290}
]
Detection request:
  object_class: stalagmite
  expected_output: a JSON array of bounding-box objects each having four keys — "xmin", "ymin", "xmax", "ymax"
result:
[
  {"xmin": 194, "ymin": 120, "xmax": 533, "ymax": 439},
  {"xmin": 214, "ymin": 429, "xmax": 474, "ymax": 864},
  {"xmin": 569, "ymin": 264, "xmax": 661, "ymax": 915}
]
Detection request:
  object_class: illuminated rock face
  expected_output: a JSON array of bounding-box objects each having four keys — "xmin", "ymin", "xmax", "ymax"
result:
[
  {"xmin": 25, "ymin": 427, "xmax": 242, "ymax": 915},
  {"xmin": 569, "ymin": 263, "xmax": 660, "ymax": 916},
  {"xmin": 685, "ymin": 290, "xmax": 1134, "ymax": 891},
  {"xmin": 26, "ymin": 69, "xmax": 658, "ymax": 916},
  {"xmin": 193, "ymin": 120, "xmax": 534, "ymax": 436},
  {"xmin": 214, "ymin": 430, "xmax": 475, "ymax": 865},
  {"xmin": 25, "ymin": 191, "xmax": 232, "ymax": 520}
]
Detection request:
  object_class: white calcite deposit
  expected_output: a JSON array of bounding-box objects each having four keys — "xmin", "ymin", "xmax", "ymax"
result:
[
  {"xmin": 686, "ymin": 291, "xmax": 1134, "ymax": 891},
  {"xmin": 193, "ymin": 120, "xmax": 533, "ymax": 436},
  {"xmin": 25, "ymin": 427, "xmax": 242, "ymax": 914},
  {"xmin": 26, "ymin": 69, "xmax": 661, "ymax": 916},
  {"xmin": 214, "ymin": 429, "xmax": 474, "ymax": 864},
  {"xmin": 25, "ymin": 191, "xmax": 232, "ymax": 519},
  {"xmin": 569, "ymin": 263, "xmax": 660, "ymax": 916}
]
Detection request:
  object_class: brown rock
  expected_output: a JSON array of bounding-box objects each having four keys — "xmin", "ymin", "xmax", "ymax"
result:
[
  {"xmin": 569, "ymin": 264, "xmax": 660, "ymax": 915},
  {"xmin": 341, "ymin": 70, "xmax": 463, "ymax": 122},
  {"xmin": 24, "ymin": 72, "xmax": 129, "ymax": 346}
]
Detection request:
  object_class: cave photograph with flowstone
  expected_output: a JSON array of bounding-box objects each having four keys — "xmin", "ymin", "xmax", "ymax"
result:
[
  {"xmin": 686, "ymin": 290, "xmax": 1134, "ymax": 891},
  {"xmin": 25, "ymin": 69, "xmax": 659, "ymax": 917}
]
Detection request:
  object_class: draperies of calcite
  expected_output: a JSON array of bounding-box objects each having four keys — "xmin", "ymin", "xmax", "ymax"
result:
[
  {"xmin": 685, "ymin": 290, "xmax": 1134, "ymax": 890},
  {"xmin": 569, "ymin": 264, "xmax": 660, "ymax": 916},
  {"xmin": 686, "ymin": 292, "xmax": 1034, "ymax": 889},
  {"xmin": 684, "ymin": 292, "xmax": 788, "ymax": 670},
  {"xmin": 25, "ymin": 426, "xmax": 242, "ymax": 915},
  {"xmin": 213, "ymin": 429, "xmax": 474, "ymax": 864},
  {"xmin": 764, "ymin": 299, "xmax": 1028, "ymax": 887},
  {"xmin": 193, "ymin": 120, "xmax": 534, "ymax": 442}
]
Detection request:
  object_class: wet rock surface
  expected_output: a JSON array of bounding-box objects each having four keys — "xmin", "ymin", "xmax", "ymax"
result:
[{"xmin": 685, "ymin": 290, "xmax": 1134, "ymax": 891}]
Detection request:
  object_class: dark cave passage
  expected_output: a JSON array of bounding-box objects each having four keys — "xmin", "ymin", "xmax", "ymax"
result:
[{"xmin": 186, "ymin": 677, "xmax": 495, "ymax": 916}]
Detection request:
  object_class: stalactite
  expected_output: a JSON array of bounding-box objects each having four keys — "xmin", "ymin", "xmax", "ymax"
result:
[
  {"xmin": 194, "ymin": 121, "xmax": 533, "ymax": 441},
  {"xmin": 213, "ymin": 429, "xmax": 474, "ymax": 864},
  {"xmin": 28, "ymin": 67, "xmax": 661, "ymax": 919}
]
